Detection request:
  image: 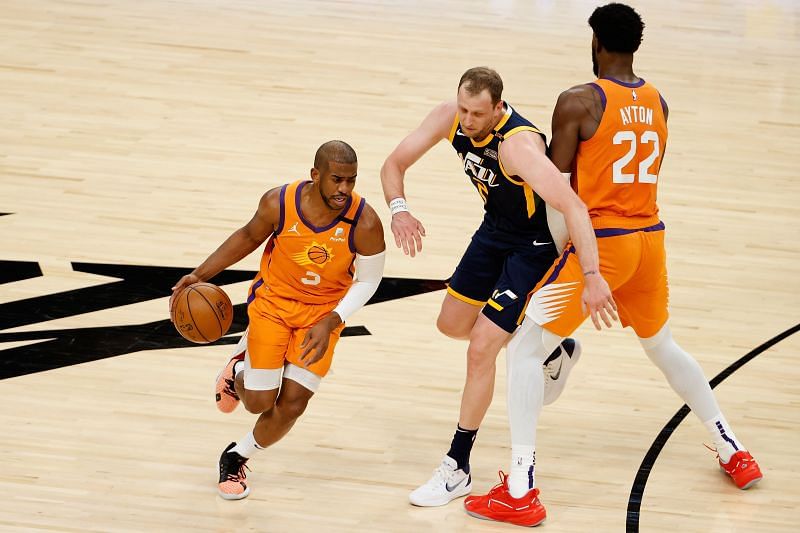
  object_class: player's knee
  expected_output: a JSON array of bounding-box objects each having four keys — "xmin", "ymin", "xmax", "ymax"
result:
[
  {"xmin": 465, "ymin": 344, "xmax": 496, "ymax": 377},
  {"xmin": 242, "ymin": 391, "xmax": 276, "ymax": 414},
  {"xmin": 436, "ymin": 313, "xmax": 471, "ymax": 339},
  {"xmin": 277, "ymin": 397, "xmax": 309, "ymax": 421}
]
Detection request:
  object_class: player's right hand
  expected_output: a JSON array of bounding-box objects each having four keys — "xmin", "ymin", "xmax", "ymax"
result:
[
  {"xmin": 581, "ymin": 272, "xmax": 617, "ymax": 330},
  {"xmin": 390, "ymin": 211, "xmax": 426, "ymax": 257},
  {"xmin": 169, "ymin": 273, "xmax": 200, "ymax": 320}
]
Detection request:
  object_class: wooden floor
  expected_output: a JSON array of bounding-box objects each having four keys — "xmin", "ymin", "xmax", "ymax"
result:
[{"xmin": 1, "ymin": 0, "xmax": 799, "ymax": 531}]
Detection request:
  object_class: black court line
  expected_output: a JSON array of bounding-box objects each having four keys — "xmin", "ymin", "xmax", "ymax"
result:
[{"xmin": 626, "ymin": 322, "xmax": 800, "ymax": 532}]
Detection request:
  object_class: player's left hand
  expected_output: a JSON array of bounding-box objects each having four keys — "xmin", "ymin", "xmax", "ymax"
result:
[
  {"xmin": 581, "ymin": 272, "xmax": 618, "ymax": 330},
  {"xmin": 299, "ymin": 313, "xmax": 343, "ymax": 367}
]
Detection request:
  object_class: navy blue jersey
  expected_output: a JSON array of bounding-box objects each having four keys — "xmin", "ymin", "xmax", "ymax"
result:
[{"xmin": 449, "ymin": 103, "xmax": 550, "ymax": 239}]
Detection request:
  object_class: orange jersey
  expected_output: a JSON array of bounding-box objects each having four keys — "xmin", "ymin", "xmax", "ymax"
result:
[
  {"xmin": 249, "ymin": 180, "xmax": 365, "ymax": 306},
  {"xmin": 575, "ymin": 78, "xmax": 668, "ymax": 229}
]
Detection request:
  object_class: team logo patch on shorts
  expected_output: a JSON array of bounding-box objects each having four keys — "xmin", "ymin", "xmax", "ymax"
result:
[{"xmin": 488, "ymin": 289, "xmax": 518, "ymax": 311}]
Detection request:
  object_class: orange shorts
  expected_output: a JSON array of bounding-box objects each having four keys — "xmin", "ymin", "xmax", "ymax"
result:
[
  {"xmin": 522, "ymin": 223, "xmax": 668, "ymax": 338},
  {"xmin": 246, "ymin": 290, "xmax": 345, "ymax": 378}
]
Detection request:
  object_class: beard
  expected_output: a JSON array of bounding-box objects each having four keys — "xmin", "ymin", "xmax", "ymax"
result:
[
  {"xmin": 592, "ymin": 47, "xmax": 599, "ymax": 76},
  {"xmin": 321, "ymin": 189, "xmax": 349, "ymax": 210}
]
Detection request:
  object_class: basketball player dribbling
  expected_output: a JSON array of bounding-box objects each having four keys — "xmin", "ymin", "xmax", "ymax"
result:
[
  {"xmin": 464, "ymin": 4, "xmax": 762, "ymax": 526},
  {"xmin": 169, "ymin": 140, "xmax": 386, "ymax": 500},
  {"xmin": 380, "ymin": 67, "xmax": 616, "ymax": 507}
]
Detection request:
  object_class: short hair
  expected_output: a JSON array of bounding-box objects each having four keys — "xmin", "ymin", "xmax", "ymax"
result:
[
  {"xmin": 589, "ymin": 3, "xmax": 644, "ymax": 54},
  {"xmin": 458, "ymin": 67, "xmax": 503, "ymax": 105},
  {"xmin": 313, "ymin": 140, "xmax": 357, "ymax": 171}
]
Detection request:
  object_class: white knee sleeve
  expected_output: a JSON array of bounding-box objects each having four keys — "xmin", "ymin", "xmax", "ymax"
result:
[{"xmin": 283, "ymin": 363, "xmax": 321, "ymax": 393}]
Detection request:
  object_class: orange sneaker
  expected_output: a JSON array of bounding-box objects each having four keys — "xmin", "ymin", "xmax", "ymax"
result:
[
  {"xmin": 218, "ymin": 442, "xmax": 250, "ymax": 500},
  {"xmin": 215, "ymin": 353, "xmax": 244, "ymax": 413},
  {"xmin": 464, "ymin": 471, "xmax": 546, "ymax": 527},
  {"xmin": 720, "ymin": 450, "xmax": 762, "ymax": 489}
]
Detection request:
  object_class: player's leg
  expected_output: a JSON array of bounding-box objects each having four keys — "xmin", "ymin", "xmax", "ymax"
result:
[
  {"xmin": 628, "ymin": 231, "xmax": 762, "ymax": 489},
  {"xmin": 437, "ymin": 294, "xmax": 482, "ymax": 340},
  {"xmin": 464, "ymin": 247, "xmax": 590, "ymax": 526},
  {"xmin": 463, "ymin": 317, "xmax": 557, "ymax": 526},
  {"xmin": 217, "ymin": 309, "xmax": 288, "ymax": 500},
  {"xmin": 252, "ymin": 375, "xmax": 314, "ymax": 448},
  {"xmin": 409, "ymin": 227, "xmax": 503, "ymax": 507},
  {"xmin": 437, "ymin": 225, "xmax": 503, "ymax": 340}
]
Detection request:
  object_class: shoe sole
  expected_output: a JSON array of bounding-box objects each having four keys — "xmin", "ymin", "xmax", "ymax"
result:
[
  {"xmin": 465, "ymin": 509, "xmax": 546, "ymax": 527},
  {"xmin": 409, "ymin": 485, "xmax": 472, "ymax": 507},
  {"xmin": 718, "ymin": 464, "xmax": 763, "ymax": 490},
  {"xmin": 218, "ymin": 486, "xmax": 250, "ymax": 500}
]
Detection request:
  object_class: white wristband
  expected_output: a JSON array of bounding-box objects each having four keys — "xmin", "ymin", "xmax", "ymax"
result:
[{"xmin": 389, "ymin": 197, "xmax": 409, "ymax": 216}]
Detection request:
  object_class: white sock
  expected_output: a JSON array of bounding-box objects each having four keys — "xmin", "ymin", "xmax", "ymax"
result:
[
  {"xmin": 509, "ymin": 446, "xmax": 536, "ymax": 498},
  {"xmin": 703, "ymin": 414, "xmax": 743, "ymax": 463},
  {"xmin": 506, "ymin": 318, "xmax": 550, "ymax": 498},
  {"xmin": 230, "ymin": 431, "xmax": 264, "ymax": 458},
  {"xmin": 233, "ymin": 360, "xmax": 244, "ymax": 378}
]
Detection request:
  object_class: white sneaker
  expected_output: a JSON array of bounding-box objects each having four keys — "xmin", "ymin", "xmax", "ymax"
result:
[
  {"xmin": 543, "ymin": 338, "xmax": 582, "ymax": 405},
  {"xmin": 409, "ymin": 455, "xmax": 472, "ymax": 507}
]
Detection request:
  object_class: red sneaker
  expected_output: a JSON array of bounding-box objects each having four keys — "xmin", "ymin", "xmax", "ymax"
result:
[
  {"xmin": 215, "ymin": 352, "xmax": 244, "ymax": 413},
  {"xmin": 720, "ymin": 450, "xmax": 762, "ymax": 489},
  {"xmin": 464, "ymin": 471, "xmax": 546, "ymax": 527}
]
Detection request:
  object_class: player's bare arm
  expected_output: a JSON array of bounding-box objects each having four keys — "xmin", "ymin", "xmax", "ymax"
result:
[
  {"xmin": 169, "ymin": 187, "xmax": 280, "ymax": 313},
  {"xmin": 300, "ymin": 202, "xmax": 387, "ymax": 365},
  {"xmin": 549, "ymin": 84, "xmax": 605, "ymax": 171},
  {"xmin": 545, "ymin": 85, "xmax": 604, "ymax": 251},
  {"xmin": 380, "ymin": 101, "xmax": 457, "ymax": 257},
  {"xmin": 498, "ymin": 132, "xmax": 617, "ymax": 329}
]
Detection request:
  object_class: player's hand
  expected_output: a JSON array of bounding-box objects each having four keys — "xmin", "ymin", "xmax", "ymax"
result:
[
  {"xmin": 299, "ymin": 313, "xmax": 342, "ymax": 367},
  {"xmin": 390, "ymin": 211, "xmax": 426, "ymax": 257},
  {"xmin": 581, "ymin": 272, "xmax": 618, "ymax": 330},
  {"xmin": 169, "ymin": 273, "xmax": 200, "ymax": 320}
]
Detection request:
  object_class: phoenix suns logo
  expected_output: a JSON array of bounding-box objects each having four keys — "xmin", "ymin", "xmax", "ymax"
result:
[{"xmin": 291, "ymin": 241, "xmax": 335, "ymax": 267}]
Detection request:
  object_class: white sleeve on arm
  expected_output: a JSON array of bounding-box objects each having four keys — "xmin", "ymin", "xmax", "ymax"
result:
[
  {"xmin": 332, "ymin": 251, "xmax": 386, "ymax": 322},
  {"xmin": 545, "ymin": 172, "xmax": 572, "ymax": 252}
]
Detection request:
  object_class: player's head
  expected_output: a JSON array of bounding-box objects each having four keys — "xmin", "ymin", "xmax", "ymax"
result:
[
  {"xmin": 311, "ymin": 140, "xmax": 358, "ymax": 211},
  {"xmin": 457, "ymin": 67, "xmax": 505, "ymax": 140},
  {"xmin": 588, "ymin": 3, "xmax": 644, "ymax": 76}
]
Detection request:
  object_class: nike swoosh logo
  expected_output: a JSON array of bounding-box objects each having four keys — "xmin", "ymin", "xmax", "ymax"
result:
[
  {"xmin": 446, "ymin": 475, "xmax": 469, "ymax": 492},
  {"xmin": 549, "ymin": 358, "xmax": 563, "ymax": 380},
  {"xmin": 532, "ymin": 240, "xmax": 552, "ymax": 246},
  {"xmin": 455, "ymin": 130, "xmax": 466, "ymax": 136}
]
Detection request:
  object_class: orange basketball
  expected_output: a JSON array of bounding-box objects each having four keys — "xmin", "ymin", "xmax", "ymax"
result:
[
  {"xmin": 307, "ymin": 245, "xmax": 329, "ymax": 264},
  {"xmin": 171, "ymin": 282, "xmax": 233, "ymax": 343}
]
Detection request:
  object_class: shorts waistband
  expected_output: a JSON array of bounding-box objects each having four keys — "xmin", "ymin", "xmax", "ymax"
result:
[{"xmin": 594, "ymin": 221, "xmax": 665, "ymax": 238}]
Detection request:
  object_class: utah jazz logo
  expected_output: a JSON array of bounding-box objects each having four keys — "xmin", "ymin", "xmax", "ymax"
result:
[
  {"xmin": 462, "ymin": 152, "xmax": 498, "ymax": 203},
  {"xmin": 291, "ymin": 241, "xmax": 335, "ymax": 267}
]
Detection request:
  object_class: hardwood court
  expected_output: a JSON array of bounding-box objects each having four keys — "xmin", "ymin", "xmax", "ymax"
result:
[{"xmin": 1, "ymin": 0, "xmax": 798, "ymax": 531}]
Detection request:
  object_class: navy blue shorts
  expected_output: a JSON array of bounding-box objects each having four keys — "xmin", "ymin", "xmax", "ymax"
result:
[{"xmin": 448, "ymin": 222, "xmax": 558, "ymax": 333}]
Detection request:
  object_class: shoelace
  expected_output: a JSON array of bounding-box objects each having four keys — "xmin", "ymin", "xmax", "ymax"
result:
[
  {"xmin": 430, "ymin": 463, "xmax": 458, "ymax": 485},
  {"xmin": 704, "ymin": 443, "xmax": 752, "ymax": 472},
  {"xmin": 223, "ymin": 377, "xmax": 239, "ymax": 398},
  {"xmin": 225, "ymin": 461, "xmax": 251, "ymax": 482},
  {"xmin": 485, "ymin": 471, "xmax": 509, "ymax": 497}
]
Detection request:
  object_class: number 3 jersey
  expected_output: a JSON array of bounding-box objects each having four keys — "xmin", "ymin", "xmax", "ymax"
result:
[
  {"xmin": 576, "ymin": 78, "xmax": 668, "ymax": 229},
  {"xmin": 249, "ymin": 180, "xmax": 364, "ymax": 307},
  {"xmin": 448, "ymin": 103, "xmax": 551, "ymax": 241}
]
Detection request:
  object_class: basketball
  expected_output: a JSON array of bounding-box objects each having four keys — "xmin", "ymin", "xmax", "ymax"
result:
[
  {"xmin": 171, "ymin": 282, "xmax": 233, "ymax": 343},
  {"xmin": 307, "ymin": 245, "xmax": 330, "ymax": 264}
]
